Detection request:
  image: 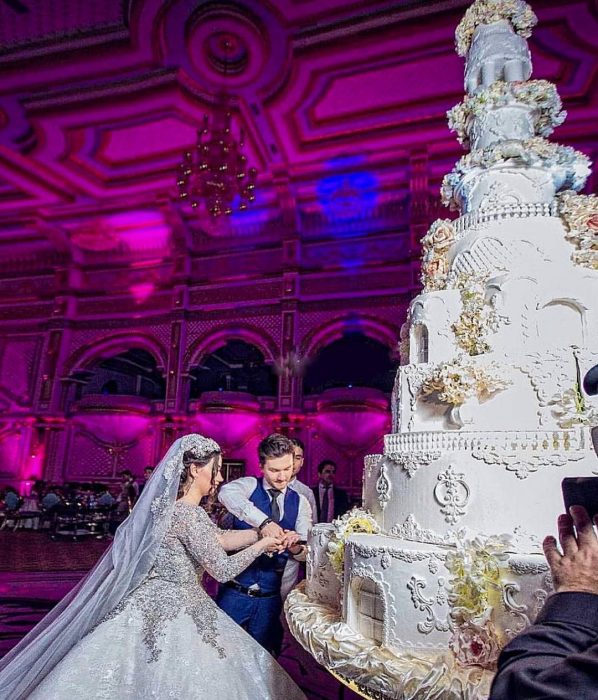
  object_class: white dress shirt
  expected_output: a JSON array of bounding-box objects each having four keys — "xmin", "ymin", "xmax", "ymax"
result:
[
  {"xmin": 218, "ymin": 476, "xmax": 313, "ymax": 599},
  {"xmin": 289, "ymin": 477, "xmax": 317, "ymax": 523}
]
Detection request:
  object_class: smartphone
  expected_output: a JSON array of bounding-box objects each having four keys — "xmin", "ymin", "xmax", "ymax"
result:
[{"xmin": 562, "ymin": 477, "xmax": 598, "ymax": 519}]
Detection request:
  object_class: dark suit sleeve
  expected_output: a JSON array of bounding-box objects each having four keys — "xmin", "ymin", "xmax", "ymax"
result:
[
  {"xmin": 333, "ymin": 487, "xmax": 350, "ymax": 518},
  {"xmin": 489, "ymin": 592, "xmax": 598, "ymax": 699}
]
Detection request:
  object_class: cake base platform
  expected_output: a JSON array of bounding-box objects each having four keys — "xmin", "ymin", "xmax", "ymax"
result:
[{"xmin": 285, "ymin": 583, "xmax": 495, "ymax": 700}]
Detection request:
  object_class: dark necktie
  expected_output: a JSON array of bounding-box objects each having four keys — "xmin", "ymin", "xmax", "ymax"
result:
[
  {"xmin": 321, "ymin": 485, "xmax": 330, "ymax": 522},
  {"xmin": 268, "ymin": 488, "xmax": 281, "ymax": 522}
]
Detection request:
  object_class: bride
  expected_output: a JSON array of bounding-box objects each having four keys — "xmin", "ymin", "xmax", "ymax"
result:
[{"xmin": 0, "ymin": 434, "xmax": 307, "ymax": 699}]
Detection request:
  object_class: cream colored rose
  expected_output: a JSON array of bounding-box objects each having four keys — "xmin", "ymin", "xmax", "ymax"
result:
[
  {"xmin": 449, "ymin": 621, "xmax": 501, "ymax": 669},
  {"xmin": 429, "ymin": 222, "xmax": 455, "ymax": 252},
  {"xmin": 422, "ymin": 257, "xmax": 448, "ymax": 278}
]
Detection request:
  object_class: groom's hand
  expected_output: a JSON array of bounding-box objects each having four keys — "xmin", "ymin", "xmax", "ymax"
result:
[
  {"xmin": 282, "ymin": 530, "xmax": 305, "ymax": 557},
  {"xmin": 281, "ymin": 530, "xmax": 300, "ymax": 548},
  {"xmin": 260, "ymin": 521, "xmax": 284, "ymax": 539}
]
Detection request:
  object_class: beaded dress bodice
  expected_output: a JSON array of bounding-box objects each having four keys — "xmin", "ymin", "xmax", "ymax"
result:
[{"xmin": 102, "ymin": 502, "xmax": 259, "ymax": 662}]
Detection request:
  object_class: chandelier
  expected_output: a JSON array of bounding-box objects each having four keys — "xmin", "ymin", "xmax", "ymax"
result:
[{"xmin": 177, "ymin": 92, "xmax": 258, "ymax": 217}]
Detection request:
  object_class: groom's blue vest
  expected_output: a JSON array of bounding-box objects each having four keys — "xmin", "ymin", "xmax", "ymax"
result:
[{"xmin": 231, "ymin": 477, "xmax": 300, "ymax": 594}]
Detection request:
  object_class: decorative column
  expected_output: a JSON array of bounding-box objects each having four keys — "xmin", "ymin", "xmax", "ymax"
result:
[
  {"xmin": 43, "ymin": 421, "xmax": 69, "ymax": 483},
  {"xmin": 165, "ymin": 286, "xmax": 188, "ymax": 414},
  {"xmin": 34, "ymin": 267, "xmax": 76, "ymax": 481},
  {"xmin": 408, "ymin": 148, "xmax": 431, "ymax": 294},
  {"xmin": 158, "ymin": 286, "xmax": 189, "ymax": 460},
  {"xmin": 276, "ymin": 164, "xmax": 303, "ymax": 419}
]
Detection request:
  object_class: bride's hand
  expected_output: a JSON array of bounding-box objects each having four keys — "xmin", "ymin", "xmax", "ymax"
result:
[{"xmin": 259, "ymin": 535, "xmax": 284, "ymax": 553}]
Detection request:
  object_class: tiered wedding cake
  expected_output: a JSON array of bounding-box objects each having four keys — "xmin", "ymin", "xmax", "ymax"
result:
[{"xmin": 287, "ymin": 1, "xmax": 598, "ymax": 697}]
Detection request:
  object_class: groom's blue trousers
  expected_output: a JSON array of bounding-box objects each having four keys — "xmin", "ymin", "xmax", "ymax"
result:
[{"xmin": 216, "ymin": 585, "xmax": 283, "ymax": 656}]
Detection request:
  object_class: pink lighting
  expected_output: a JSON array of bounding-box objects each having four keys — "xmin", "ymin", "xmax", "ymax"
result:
[
  {"xmin": 107, "ymin": 211, "xmax": 171, "ymax": 252},
  {"xmin": 70, "ymin": 219, "xmax": 119, "ymax": 251},
  {"xmin": 69, "ymin": 211, "xmax": 171, "ymax": 254},
  {"xmin": 314, "ymin": 407, "xmax": 389, "ymax": 453},
  {"xmin": 130, "ymin": 282, "xmax": 156, "ymax": 304},
  {"xmin": 73, "ymin": 413, "xmax": 151, "ymax": 445}
]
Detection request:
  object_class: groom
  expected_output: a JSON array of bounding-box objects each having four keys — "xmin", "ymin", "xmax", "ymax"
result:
[{"xmin": 217, "ymin": 433, "xmax": 312, "ymax": 655}]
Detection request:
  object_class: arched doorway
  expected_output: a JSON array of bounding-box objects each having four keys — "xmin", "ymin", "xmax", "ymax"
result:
[
  {"xmin": 66, "ymin": 348, "xmax": 165, "ymax": 407},
  {"xmin": 303, "ymin": 332, "xmax": 395, "ymax": 395},
  {"xmin": 188, "ymin": 340, "xmax": 278, "ymax": 398}
]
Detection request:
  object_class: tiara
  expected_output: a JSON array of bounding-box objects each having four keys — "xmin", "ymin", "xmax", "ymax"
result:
[
  {"xmin": 180, "ymin": 434, "xmax": 221, "ymax": 460},
  {"xmin": 158, "ymin": 433, "xmax": 222, "ymax": 493}
]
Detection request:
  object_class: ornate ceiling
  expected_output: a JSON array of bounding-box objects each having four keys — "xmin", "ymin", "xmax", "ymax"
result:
[{"xmin": 0, "ymin": 0, "xmax": 596, "ymax": 278}]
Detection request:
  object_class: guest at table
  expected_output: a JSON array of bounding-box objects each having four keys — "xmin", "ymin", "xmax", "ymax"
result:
[
  {"xmin": 41, "ymin": 486, "xmax": 62, "ymax": 511},
  {"xmin": 96, "ymin": 485, "xmax": 116, "ymax": 508},
  {"xmin": 2, "ymin": 486, "xmax": 20, "ymax": 512}
]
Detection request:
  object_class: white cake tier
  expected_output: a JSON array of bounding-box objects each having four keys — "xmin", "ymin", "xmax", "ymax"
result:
[
  {"xmin": 457, "ymin": 165, "xmax": 559, "ymax": 214},
  {"xmin": 452, "ymin": 201, "xmax": 557, "ymax": 234},
  {"xmin": 445, "ymin": 143, "xmax": 589, "ymax": 214},
  {"xmin": 464, "ymin": 21, "xmax": 531, "ymax": 94},
  {"xmin": 305, "ymin": 524, "xmax": 341, "ymax": 609},
  {"xmin": 362, "ymin": 427, "xmax": 595, "ymax": 545},
  {"xmin": 343, "ymin": 534, "xmax": 552, "ymax": 658},
  {"xmin": 394, "ymin": 362, "xmax": 542, "ymax": 433},
  {"xmin": 402, "ymin": 212, "xmax": 598, "ymax": 434},
  {"xmin": 449, "ymin": 212, "xmax": 577, "ymax": 272},
  {"xmin": 469, "ymin": 104, "xmax": 535, "ymax": 151}
]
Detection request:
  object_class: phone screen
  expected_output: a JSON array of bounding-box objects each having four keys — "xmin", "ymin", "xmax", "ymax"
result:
[{"xmin": 562, "ymin": 477, "xmax": 598, "ymax": 519}]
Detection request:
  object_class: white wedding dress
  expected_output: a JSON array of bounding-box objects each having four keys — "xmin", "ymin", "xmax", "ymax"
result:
[{"xmin": 29, "ymin": 502, "xmax": 305, "ymax": 699}]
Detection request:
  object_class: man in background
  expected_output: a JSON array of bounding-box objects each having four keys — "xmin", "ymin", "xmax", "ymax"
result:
[
  {"xmin": 312, "ymin": 459, "xmax": 350, "ymax": 523},
  {"xmin": 138, "ymin": 465, "xmax": 154, "ymax": 496}
]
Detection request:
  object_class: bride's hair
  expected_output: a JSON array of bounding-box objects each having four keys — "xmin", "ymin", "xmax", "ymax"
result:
[{"xmin": 178, "ymin": 448, "xmax": 221, "ymax": 501}]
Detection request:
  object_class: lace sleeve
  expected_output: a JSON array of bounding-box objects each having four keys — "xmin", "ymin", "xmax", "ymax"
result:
[
  {"xmin": 216, "ymin": 528, "xmax": 258, "ymax": 552},
  {"xmin": 178, "ymin": 507, "xmax": 260, "ymax": 583}
]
